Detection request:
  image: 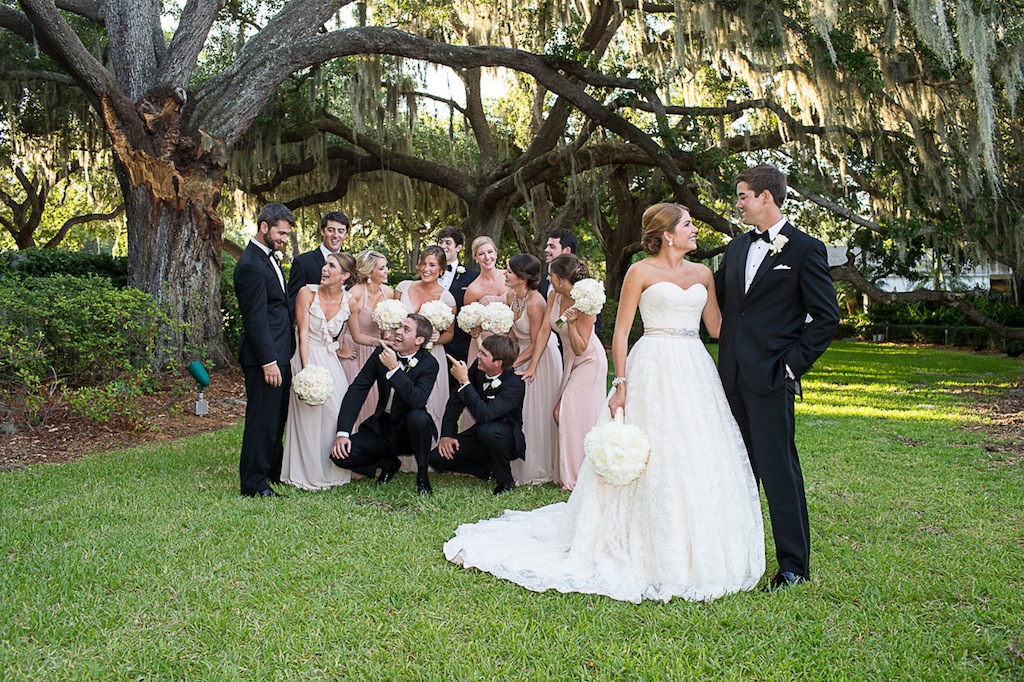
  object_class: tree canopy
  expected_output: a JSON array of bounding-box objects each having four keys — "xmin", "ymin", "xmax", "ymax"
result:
[{"xmin": 1, "ymin": 0, "xmax": 1022, "ymax": 357}]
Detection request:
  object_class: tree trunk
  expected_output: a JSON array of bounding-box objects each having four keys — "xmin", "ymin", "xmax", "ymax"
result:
[{"xmin": 106, "ymin": 91, "xmax": 232, "ymax": 367}]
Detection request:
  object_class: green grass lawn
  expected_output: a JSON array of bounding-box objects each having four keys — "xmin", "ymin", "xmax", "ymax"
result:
[{"xmin": 2, "ymin": 342, "xmax": 1022, "ymax": 680}]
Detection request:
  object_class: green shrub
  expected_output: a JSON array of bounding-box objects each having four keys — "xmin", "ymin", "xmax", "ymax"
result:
[
  {"xmin": 220, "ymin": 254, "xmax": 241, "ymax": 359},
  {"xmin": 0, "ymin": 276, "xmax": 172, "ymax": 426},
  {"xmin": 0, "ymin": 249, "xmax": 129, "ymax": 287}
]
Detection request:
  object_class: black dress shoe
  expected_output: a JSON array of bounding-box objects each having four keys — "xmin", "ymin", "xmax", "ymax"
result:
[
  {"xmin": 766, "ymin": 570, "xmax": 808, "ymax": 591},
  {"xmin": 493, "ymin": 482, "xmax": 514, "ymax": 495},
  {"xmin": 377, "ymin": 460, "xmax": 399, "ymax": 485},
  {"xmin": 417, "ymin": 477, "xmax": 433, "ymax": 495},
  {"xmin": 242, "ymin": 487, "xmax": 284, "ymax": 498}
]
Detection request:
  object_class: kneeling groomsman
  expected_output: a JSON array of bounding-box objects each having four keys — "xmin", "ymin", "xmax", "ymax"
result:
[
  {"xmin": 330, "ymin": 314, "xmax": 439, "ymax": 489},
  {"xmin": 427, "ymin": 335, "xmax": 526, "ymax": 495}
]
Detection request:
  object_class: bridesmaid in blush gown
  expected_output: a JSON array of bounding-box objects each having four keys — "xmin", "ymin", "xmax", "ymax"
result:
[
  {"xmin": 442, "ymin": 204, "xmax": 764, "ymax": 603},
  {"xmin": 529, "ymin": 253, "xmax": 607, "ymax": 491},
  {"xmin": 339, "ymin": 250, "xmax": 396, "ymax": 432},
  {"xmin": 463, "ymin": 236, "xmax": 509, "ymax": 365},
  {"xmin": 281, "ymin": 253, "xmax": 353, "ymax": 490},
  {"xmin": 506, "ymin": 254, "xmax": 562, "ymax": 486},
  {"xmin": 395, "ymin": 245, "xmax": 456, "ymax": 468}
]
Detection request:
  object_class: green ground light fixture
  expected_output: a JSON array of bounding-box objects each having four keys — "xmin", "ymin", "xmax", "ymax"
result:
[{"xmin": 187, "ymin": 361, "xmax": 211, "ymax": 416}]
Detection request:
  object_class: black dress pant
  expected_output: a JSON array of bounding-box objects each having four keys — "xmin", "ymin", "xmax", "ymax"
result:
[
  {"xmin": 725, "ymin": 373, "xmax": 809, "ymax": 577},
  {"xmin": 428, "ymin": 422, "xmax": 516, "ymax": 489},
  {"xmin": 332, "ymin": 409, "xmax": 435, "ymax": 476},
  {"xmin": 240, "ymin": 363, "xmax": 291, "ymax": 494}
]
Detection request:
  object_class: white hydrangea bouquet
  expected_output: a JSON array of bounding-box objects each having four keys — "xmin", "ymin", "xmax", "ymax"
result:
[
  {"xmin": 583, "ymin": 408, "xmax": 651, "ymax": 486},
  {"xmin": 419, "ymin": 299, "xmax": 455, "ymax": 349},
  {"xmin": 480, "ymin": 302, "xmax": 514, "ymax": 334},
  {"xmin": 557, "ymin": 277, "xmax": 605, "ymax": 328},
  {"xmin": 291, "ymin": 365, "xmax": 334, "ymax": 407},
  {"xmin": 371, "ymin": 299, "xmax": 407, "ymax": 333},
  {"xmin": 457, "ymin": 301, "xmax": 487, "ymax": 332}
]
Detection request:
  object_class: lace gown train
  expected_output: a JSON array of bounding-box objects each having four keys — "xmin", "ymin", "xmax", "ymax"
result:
[{"xmin": 443, "ymin": 282, "xmax": 765, "ymax": 602}]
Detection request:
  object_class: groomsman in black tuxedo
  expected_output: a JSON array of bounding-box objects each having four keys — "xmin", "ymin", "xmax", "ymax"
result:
[
  {"xmin": 538, "ymin": 228, "xmax": 577, "ymax": 299},
  {"xmin": 436, "ymin": 227, "xmax": 479, "ymax": 384},
  {"xmin": 287, "ymin": 211, "xmax": 350, "ymax": 309},
  {"xmin": 427, "ymin": 334, "xmax": 526, "ymax": 495},
  {"xmin": 538, "ymin": 228, "xmax": 601, "ymax": 340},
  {"xmin": 714, "ymin": 163, "xmax": 840, "ymax": 589},
  {"xmin": 330, "ymin": 314, "xmax": 439, "ymax": 491},
  {"xmin": 233, "ymin": 203, "xmax": 295, "ymax": 497}
]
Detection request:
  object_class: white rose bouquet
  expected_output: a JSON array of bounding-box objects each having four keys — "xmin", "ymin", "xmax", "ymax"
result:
[
  {"xmin": 291, "ymin": 365, "xmax": 334, "ymax": 407},
  {"xmin": 372, "ymin": 299, "xmax": 407, "ymax": 332},
  {"xmin": 584, "ymin": 409, "xmax": 651, "ymax": 486},
  {"xmin": 457, "ymin": 301, "xmax": 487, "ymax": 332},
  {"xmin": 480, "ymin": 302, "xmax": 515, "ymax": 335},
  {"xmin": 557, "ymin": 277, "xmax": 606, "ymax": 328},
  {"xmin": 419, "ymin": 299, "xmax": 455, "ymax": 349}
]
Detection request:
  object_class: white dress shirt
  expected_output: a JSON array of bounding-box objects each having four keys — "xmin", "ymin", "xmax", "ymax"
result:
[
  {"xmin": 438, "ymin": 261, "xmax": 458, "ymax": 291},
  {"xmin": 250, "ymin": 238, "xmax": 286, "ymax": 292},
  {"xmin": 744, "ymin": 217, "xmax": 787, "ymax": 294}
]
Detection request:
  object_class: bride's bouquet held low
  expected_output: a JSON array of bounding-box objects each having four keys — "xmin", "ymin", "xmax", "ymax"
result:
[
  {"xmin": 557, "ymin": 278, "xmax": 605, "ymax": 328},
  {"xmin": 418, "ymin": 299, "xmax": 455, "ymax": 349},
  {"xmin": 583, "ymin": 408, "xmax": 652, "ymax": 486},
  {"xmin": 292, "ymin": 365, "xmax": 334, "ymax": 407}
]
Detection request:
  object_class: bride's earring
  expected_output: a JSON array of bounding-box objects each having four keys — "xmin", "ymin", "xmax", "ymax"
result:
[{"xmin": 666, "ymin": 238, "xmax": 673, "ymax": 247}]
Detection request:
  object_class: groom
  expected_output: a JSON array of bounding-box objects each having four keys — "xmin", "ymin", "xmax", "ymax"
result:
[
  {"xmin": 714, "ymin": 164, "xmax": 840, "ymax": 589},
  {"xmin": 330, "ymin": 314, "xmax": 439, "ymax": 489}
]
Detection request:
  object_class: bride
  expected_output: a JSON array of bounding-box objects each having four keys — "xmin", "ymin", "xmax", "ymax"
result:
[{"xmin": 443, "ymin": 203, "xmax": 765, "ymax": 602}]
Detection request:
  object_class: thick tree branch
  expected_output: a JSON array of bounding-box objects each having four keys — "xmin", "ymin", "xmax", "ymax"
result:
[
  {"xmin": 43, "ymin": 204, "xmax": 124, "ymax": 249},
  {"xmin": 831, "ymin": 256, "xmax": 1024, "ymax": 340},
  {"xmin": 160, "ymin": 0, "xmax": 225, "ymax": 88},
  {"xmin": 55, "ymin": 0, "xmax": 102, "ymax": 23},
  {"xmin": 0, "ymin": 69, "xmax": 77, "ymax": 85}
]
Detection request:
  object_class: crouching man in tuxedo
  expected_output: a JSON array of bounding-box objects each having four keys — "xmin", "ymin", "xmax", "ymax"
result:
[
  {"xmin": 427, "ymin": 334, "xmax": 526, "ymax": 495},
  {"xmin": 330, "ymin": 314, "xmax": 439, "ymax": 490}
]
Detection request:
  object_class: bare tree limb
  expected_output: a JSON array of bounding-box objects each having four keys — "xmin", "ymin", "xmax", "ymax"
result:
[
  {"xmin": 160, "ymin": 0, "xmax": 226, "ymax": 88},
  {"xmin": 43, "ymin": 204, "xmax": 124, "ymax": 248}
]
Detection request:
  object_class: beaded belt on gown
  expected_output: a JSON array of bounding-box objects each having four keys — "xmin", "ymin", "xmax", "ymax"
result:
[{"xmin": 643, "ymin": 327, "xmax": 700, "ymax": 338}]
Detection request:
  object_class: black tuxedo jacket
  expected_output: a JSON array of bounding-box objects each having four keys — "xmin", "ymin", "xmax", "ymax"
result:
[
  {"xmin": 337, "ymin": 346, "xmax": 439, "ymax": 436},
  {"xmin": 444, "ymin": 265, "xmax": 480, "ymax": 363},
  {"xmin": 714, "ymin": 222, "xmax": 839, "ymax": 395},
  {"xmin": 442, "ymin": 363, "xmax": 526, "ymax": 459},
  {"xmin": 235, "ymin": 241, "xmax": 295, "ymax": 368},
  {"xmin": 287, "ymin": 247, "xmax": 327, "ymax": 311}
]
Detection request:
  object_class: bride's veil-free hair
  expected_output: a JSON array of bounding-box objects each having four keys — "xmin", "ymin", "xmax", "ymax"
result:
[{"xmin": 640, "ymin": 203, "xmax": 689, "ymax": 255}]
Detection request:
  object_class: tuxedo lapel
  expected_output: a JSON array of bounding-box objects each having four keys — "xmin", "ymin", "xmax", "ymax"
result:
[
  {"xmin": 727, "ymin": 237, "xmax": 747, "ymax": 302},
  {"xmin": 745, "ymin": 222, "xmax": 793, "ymax": 297}
]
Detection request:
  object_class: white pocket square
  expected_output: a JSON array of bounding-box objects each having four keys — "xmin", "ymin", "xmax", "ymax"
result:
[{"xmin": 773, "ymin": 264, "xmax": 792, "ymax": 270}]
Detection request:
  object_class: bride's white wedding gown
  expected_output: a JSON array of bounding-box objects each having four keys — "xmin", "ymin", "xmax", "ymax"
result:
[{"xmin": 443, "ymin": 281, "xmax": 765, "ymax": 602}]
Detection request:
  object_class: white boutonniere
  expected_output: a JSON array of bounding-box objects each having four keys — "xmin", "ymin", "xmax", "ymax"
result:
[
  {"xmin": 768, "ymin": 234, "xmax": 789, "ymax": 256},
  {"xmin": 405, "ymin": 357, "xmax": 418, "ymax": 372},
  {"xmin": 273, "ymin": 250, "xmax": 284, "ymax": 262},
  {"xmin": 455, "ymin": 265, "xmax": 466, "ymax": 275}
]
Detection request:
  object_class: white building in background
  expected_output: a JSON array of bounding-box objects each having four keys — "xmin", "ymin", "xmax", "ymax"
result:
[{"xmin": 825, "ymin": 246, "xmax": 1014, "ymax": 294}]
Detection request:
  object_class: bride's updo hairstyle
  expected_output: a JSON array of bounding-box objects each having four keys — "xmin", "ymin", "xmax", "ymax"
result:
[
  {"xmin": 641, "ymin": 203, "xmax": 689, "ymax": 255},
  {"xmin": 549, "ymin": 253, "xmax": 590, "ymax": 285}
]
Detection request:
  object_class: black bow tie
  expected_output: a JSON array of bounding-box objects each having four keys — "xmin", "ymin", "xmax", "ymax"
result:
[
  {"xmin": 749, "ymin": 230, "xmax": 771, "ymax": 244},
  {"xmin": 446, "ymin": 264, "xmax": 455, "ymax": 272}
]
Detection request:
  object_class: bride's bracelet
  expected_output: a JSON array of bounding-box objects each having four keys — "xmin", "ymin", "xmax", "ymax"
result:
[{"xmin": 611, "ymin": 376, "xmax": 627, "ymax": 388}]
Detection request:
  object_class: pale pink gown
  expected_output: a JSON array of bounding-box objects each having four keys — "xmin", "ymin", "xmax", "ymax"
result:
[
  {"xmin": 281, "ymin": 286, "xmax": 352, "ymax": 490},
  {"xmin": 463, "ymin": 293, "xmax": 506, "ymax": 429},
  {"xmin": 396, "ymin": 280, "xmax": 456, "ymax": 471},
  {"xmin": 510, "ymin": 307, "xmax": 562, "ymax": 486},
  {"xmin": 339, "ymin": 300, "xmax": 381, "ymax": 432},
  {"xmin": 551, "ymin": 294, "xmax": 607, "ymax": 490}
]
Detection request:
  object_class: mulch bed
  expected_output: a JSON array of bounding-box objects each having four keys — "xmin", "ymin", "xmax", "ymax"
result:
[
  {"xmin": 0, "ymin": 366, "xmax": 247, "ymax": 471},
  {"xmin": 1, "ymin": 363, "xmax": 1021, "ymax": 471}
]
